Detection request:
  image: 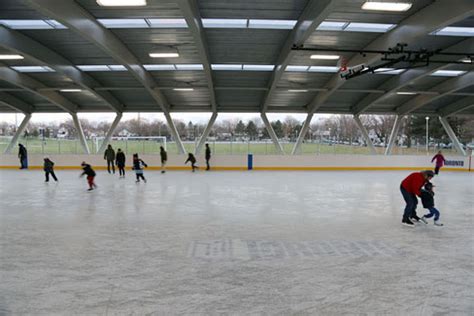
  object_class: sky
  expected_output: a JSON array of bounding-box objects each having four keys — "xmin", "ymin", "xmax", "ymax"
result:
[{"xmin": 0, "ymin": 112, "xmax": 323, "ymax": 125}]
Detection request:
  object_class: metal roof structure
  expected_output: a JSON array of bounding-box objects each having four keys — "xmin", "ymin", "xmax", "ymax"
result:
[{"xmin": 0, "ymin": 0, "xmax": 472, "ymax": 117}]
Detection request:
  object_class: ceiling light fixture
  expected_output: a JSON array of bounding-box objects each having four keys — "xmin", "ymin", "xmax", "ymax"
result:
[
  {"xmin": 97, "ymin": 0, "xmax": 146, "ymax": 6},
  {"xmin": 361, "ymin": 1, "xmax": 412, "ymax": 12},
  {"xmin": 60, "ymin": 89, "xmax": 82, "ymax": 92},
  {"xmin": 173, "ymin": 88, "xmax": 194, "ymax": 91},
  {"xmin": 310, "ymin": 54, "xmax": 340, "ymax": 60},
  {"xmin": 0, "ymin": 54, "xmax": 24, "ymax": 60},
  {"xmin": 396, "ymin": 91, "xmax": 416, "ymax": 95},
  {"xmin": 288, "ymin": 89, "xmax": 308, "ymax": 92},
  {"xmin": 149, "ymin": 53, "xmax": 179, "ymax": 58}
]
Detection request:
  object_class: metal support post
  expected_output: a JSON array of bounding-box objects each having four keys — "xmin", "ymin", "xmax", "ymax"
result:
[
  {"xmin": 195, "ymin": 112, "xmax": 217, "ymax": 154},
  {"xmin": 164, "ymin": 112, "xmax": 186, "ymax": 154},
  {"xmin": 98, "ymin": 113, "xmax": 122, "ymax": 153},
  {"xmin": 4, "ymin": 113, "xmax": 31, "ymax": 154},
  {"xmin": 385, "ymin": 115, "xmax": 403, "ymax": 156},
  {"xmin": 353, "ymin": 115, "xmax": 377, "ymax": 155},
  {"xmin": 71, "ymin": 113, "xmax": 90, "ymax": 154},
  {"xmin": 291, "ymin": 113, "xmax": 313, "ymax": 155},
  {"xmin": 439, "ymin": 116, "xmax": 466, "ymax": 156},
  {"xmin": 261, "ymin": 113, "xmax": 284, "ymax": 154}
]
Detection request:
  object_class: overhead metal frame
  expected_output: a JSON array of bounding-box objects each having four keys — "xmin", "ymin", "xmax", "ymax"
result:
[
  {"xmin": 0, "ymin": 26, "xmax": 124, "ymax": 113},
  {"xmin": 71, "ymin": 113, "xmax": 90, "ymax": 155},
  {"xmin": 0, "ymin": 92, "xmax": 34, "ymax": 113},
  {"xmin": 438, "ymin": 97, "xmax": 474, "ymax": 117},
  {"xmin": 385, "ymin": 115, "xmax": 403, "ymax": 156},
  {"xmin": 397, "ymin": 71, "xmax": 474, "ymax": 115},
  {"xmin": 97, "ymin": 113, "xmax": 123, "ymax": 153},
  {"xmin": 261, "ymin": 113, "xmax": 285, "ymax": 155},
  {"xmin": 178, "ymin": 0, "xmax": 217, "ymax": 113},
  {"xmin": 260, "ymin": 0, "xmax": 335, "ymax": 113},
  {"xmin": 195, "ymin": 112, "xmax": 217, "ymax": 155},
  {"xmin": 0, "ymin": 64, "xmax": 77, "ymax": 113},
  {"xmin": 353, "ymin": 115, "xmax": 377, "ymax": 155},
  {"xmin": 292, "ymin": 0, "xmax": 474, "ymax": 154},
  {"xmin": 24, "ymin": 0, "xmax": 186, "ymax": 154}
]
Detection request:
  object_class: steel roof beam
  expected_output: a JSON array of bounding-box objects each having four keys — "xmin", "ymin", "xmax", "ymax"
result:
[
  {"xmin": 0, "ymin": 92, "xmax": 34, "ymax": 113},
  {"xmin": 24, "ymin": 0, "xmax": 186, "ymax": 154},
  {"xmin": 178, "ymin": 0, "xmax": 217, "ymax": 113},
  {"xmin": 260, "ymin": 0, "xmax": 335, "ymax": 113},
  {"xmin": 0, "ymin": 65, "xmax": 77, "ymax": 113},
  {"xmin": 437, "ymin": 96, "xmax": 474, "ymax": 117},
  {"xmin": 0, "ymin": 26, "xmax": 123, "ymax": 113},
  {"xmin": 397, "ymin": 71, "xmax": 474, "ymax": 115},
  {"xmin": 307, "ymin": 0, "xmax": 474, "ymax": 115},
  {"xmin": 352, "ymin": 38, "xmax": 474, "ymax": 115}
]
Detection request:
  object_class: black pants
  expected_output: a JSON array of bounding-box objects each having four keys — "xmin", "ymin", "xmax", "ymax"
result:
[
  {"xmin": 400, "ymin": 185, "xmax": 418, "ymax": 221},
  {"xmin": 434, "ymin": 166, "xmax": 441, "ymax": 175},
  {"xmin": 191, "ymin": 162, "xmax": 198, "ymax": 172},
  {"xmin": 206, "ymin": 157, "xmax": 210, "ymax": 170},
  {"xmin": 45, "ymin": 171, "xmax": 57, "ymax": 182},
  {"xmin": 136, "ymin": 173, "xmax": 145, "ymax": 181},
  {"xmin": 107, "ymin": 160, "xmax": 115, "ymax": 173},
  {"xmin": 118, "ymin": 164, "xmax": 125, "ymax": 176}
]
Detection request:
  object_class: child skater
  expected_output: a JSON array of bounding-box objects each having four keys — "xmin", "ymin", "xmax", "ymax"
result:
[
  {"xmin": 43, "ymin": 157, "xmax": 58, "ymax": 182},
  {"xmin": 80, "ymin": 162, "xmax": 97, "ymax": 191},
  {"xmin": 420, "ymin": 182, "xmax": 443, "ymax": 226},
  {"xmin": 132, "ymin": 153, "xmax": 148, "ymax": 183},
  {"xmin": 185, "ymin": 153, "xmax": 198, "ymax": 172},
  {"xmin": 116, "ymin": 148, "xmax": 126, "ymax": 178}
]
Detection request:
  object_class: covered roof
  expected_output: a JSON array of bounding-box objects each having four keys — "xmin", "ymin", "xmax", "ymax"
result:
[{"xmin": 0, "ymin": 0, "xmax": 472, "ymax": 116}]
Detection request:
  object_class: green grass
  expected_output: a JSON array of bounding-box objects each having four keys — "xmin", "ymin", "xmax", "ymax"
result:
[{"xmin": 0, "ymin": 136, "xmax": 461, "ymax": 156}]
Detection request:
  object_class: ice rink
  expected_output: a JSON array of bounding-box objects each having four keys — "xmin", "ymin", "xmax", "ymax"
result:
[{"xmin": 0, "ymin": 169, "xmax": 473, "ymax": 315}]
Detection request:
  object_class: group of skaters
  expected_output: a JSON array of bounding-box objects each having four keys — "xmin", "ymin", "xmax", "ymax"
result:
[
  {"xmin": 18, "ymin": 143, "xmax": 212, "ymax": 191},
  {"xmin": 17, "ymin": 142, "xmax": 449, "ymax": 224}
]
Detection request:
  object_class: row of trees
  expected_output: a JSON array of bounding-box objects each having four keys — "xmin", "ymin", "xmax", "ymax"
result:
[{"xmin": 1, "ymin": 114, "xmax": 473, "ymax": 145}]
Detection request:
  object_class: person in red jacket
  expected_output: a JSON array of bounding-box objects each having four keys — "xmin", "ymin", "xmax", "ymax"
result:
[
  {"xmin": 400, "ymin": 170, "xmax": 434, "ymax": 227},
  {"xmin": 431, "ymin": 151, "xmax": 446, "ymax": 175}
]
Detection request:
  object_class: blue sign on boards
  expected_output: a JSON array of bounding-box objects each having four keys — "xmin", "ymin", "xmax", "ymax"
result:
[{"xmin": 445, "ymin": 160, "xmax": 464, "ymax": 166}]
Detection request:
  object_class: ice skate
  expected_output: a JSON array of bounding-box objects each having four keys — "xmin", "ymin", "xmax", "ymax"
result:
[
  {"xmin": 420, "ymin": 216, "xmax": 428, "ymax": 224},
  {"xmin": 434, "ymin": 220, "xmax": 444, "ymax": 226},
  {"xmin": 402, "ymin": 219, "xmax": 415, "ymax": 227}
]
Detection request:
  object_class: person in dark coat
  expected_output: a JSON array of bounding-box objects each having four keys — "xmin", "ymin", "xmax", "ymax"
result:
[
  {"xmin": 115, "ymin": 148, "xmax": 126, "ymax": 178},
  {"xmin": 185, "ymin": 153, "xmax": 198, "ymax": 172},
  {"xmin": 132, "ymin": 153, "xmax": 148, "ymax": 183},
  {"xmin": 104, "ymin": 144, "xmax": 116, "ymax": 174},
  {"xmin": 205, "ymin": 143, "xmax": 211, "ymax": 171},
  {"xmin": 400, "ymin": 170, "xmax": 434, "ymax": 227},
  {"xmin": 420, "ymin": 182, "xmax": 443, "ymax": 226},
  {"xmin": 160, "ymin": 146, "xmax": 167, "ymax": 174},
  {"xmin": 18, "ymin": 143, "xmax": 28, "ymax": 169},
  {"xmin": 80, "ymin": 162, "xmax": 97, "ymax": 191},
  {"xmin": 43, "ymin": 157, "xmax": 58, "ymax": 182}
]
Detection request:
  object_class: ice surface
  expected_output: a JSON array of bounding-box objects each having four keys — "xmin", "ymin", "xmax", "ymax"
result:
[{"xmin": 0, "ymin": 170, "xmax": 473, "ymax": 314}]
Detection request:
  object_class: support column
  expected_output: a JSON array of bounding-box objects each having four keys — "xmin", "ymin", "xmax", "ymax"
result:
[
  {"xmin": 195, "ymin": 112, "xmax": 217, "ymax": 154},
  {"xmin": 98, "ymin": 113, "xmax": 122, "ymax": 153},
  {"xmin": 71, "ymin": 113, "xmax": 90, "ymax": 154},
  {"xmin": 385, "ymin": 115, "xmax": 403, "ymax": 156},
  {"xmin": 261, "ymin": 112, "xmax": 284, "ymax": 155},
  {"xmin": 163, "ymin": 112, "xmax": 186, "ymax": 154},
  {"xmin": 353, "ymin": 115, "xmax": 377, "ymax": 155},
  {"xmin": 4, "ymin": 113, "xmax": 31, "ymax": 154},
  {"xmin": 439, "ymin": 116, "xmax": 466, "ymax": 156},
  {"xmin": 291, "ymin": 113, "xmax": 313, "ymax": 155}
]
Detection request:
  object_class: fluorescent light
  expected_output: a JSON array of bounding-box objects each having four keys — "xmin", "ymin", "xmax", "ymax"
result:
[
  {"xmin": 77, "ymin": 65, "xmax": 111, "ymax": 71},
  {"xmin": 242, "ymin": 64, "xmax": 275, "ymax": 71},
  {"xmin": 175, "ymin": 64, "xmax": 204, "ymax": 70},
  {"xmin": 45, "ymin": 20, "xmax": 67, "ymax": 29},
  {"xmin": 211, "ymin": 64, "xmax": 243, "ymax": 71},
  {"xmin": 149, "ymin": 53, "xmax": 179, "ymax": 58},
  {"xmin": 11, "ymin": 66, "xmax": 55, "ymax": 72},
  {"xmin": 288, "ymin": 89, "xmax": 308, "ymax": 92},
  {"xmin": 248, "ymin": 19, "xmax": 297, "ymax": 30},
  {"xmin": 98, "ymin": 19, "xmax": 148, "ymax": 28},
  {"xmin": 362, "ymin": 2, "xmax": 412, "ymax": 12},
  {"xmin": 0, "ymin": 54, "xmax": 24, "ymax": 60},
  {"xmin": 396, "ymin": 92, "xmax": 416, "ymax": 95},
  {"xmin": 97, "ymin": 0, "xmax": 146, "ymax": 6},
  {"xmin": 317, "ymin": 21, "xmax": 348, "ymax": 31},
  {"xmin": 285, "ymin": 65, "xmax": 310, "ymax": 72},
  {"xmin": 173, "ymin": 88, "xmax": 194, "ymax": 91},
  {"xmin": 143, "ymin": 64, "xmax": 176, "ymax": 71},
  {"xmin": 345, "ymin": 22, "xmax": 396, "ymax": 33},
  {"xmin": 433, "ymin": 27, "xmax": 474, "ymax": 37},
  {"xmin": 108, "ymin": 65, "xmax": 127, "ymax": 71},
  {"xmin": 202, "ymin": 19, "xmax": 247, "ymax": 28},
  {"xmin": 60, "ymin": 89, "xmax": 82, "ymax": 92},
  {"xmin": 431, "ymin": 70, "xmax": 467, "ymax": 77},
  {"xmin": 374, "ymin": 68, "xmax": 405, "ymax": 74},
  {"xmin": 146, "ymin": 19, "xmax": 188, "ymax": 28},
  {"xmin": 308, "ymin": 66, "xmax": 339, "ymax": 73},
  {"xmin": 310, "ymin": 54, "xmax": 340, "ymax": 60}
]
